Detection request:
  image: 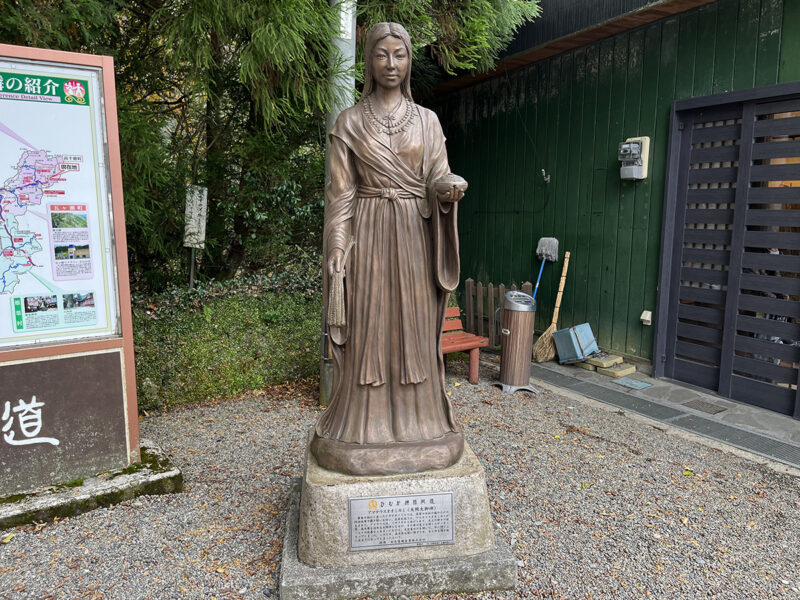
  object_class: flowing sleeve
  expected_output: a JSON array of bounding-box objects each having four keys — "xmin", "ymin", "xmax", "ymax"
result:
[
  {"xmin": 324, "ymin": 131, "xmax": 357, "ymax": 346},
  {"xmin": 425, "ymin": 110, "xmax": 460, "ymax": 292},
  {"xmin": 324, "ymin": 135, "xmax": 356, "ymax": 254}
]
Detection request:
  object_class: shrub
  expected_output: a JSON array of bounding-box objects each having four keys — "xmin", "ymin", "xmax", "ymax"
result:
[{"xmin": 133, "ymin": 273, "xmax": 321, "ymax": 412}]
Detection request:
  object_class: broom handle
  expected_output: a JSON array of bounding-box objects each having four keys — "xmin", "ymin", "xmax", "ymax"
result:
[{"xmin": 550, "ymin": 251, "xmax": 571, "ymax": 327}]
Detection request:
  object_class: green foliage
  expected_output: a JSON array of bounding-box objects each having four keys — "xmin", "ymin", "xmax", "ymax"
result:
[
  {"xmin": 133, "ymin": 272, "xmax": 322, "ymax": 411},
  {"xmin": 0, "ymin": 0, "xmax": 121, "ymax": 49},
  {"xmin": 359, "ymin": 1, "xmax": 541, "ymax": 92},
  {"xmin": 1, "ymin": 0, "xmax": 540, "ymax": 291},
  {"xmin": 169, "ymin": 1, "xmax": 342, "ymax": 127}
]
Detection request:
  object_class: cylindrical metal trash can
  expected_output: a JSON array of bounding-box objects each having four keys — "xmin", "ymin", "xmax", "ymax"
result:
[{"xmin": 497, "ymin": 291, "xmax": 538, "ymax": 394}]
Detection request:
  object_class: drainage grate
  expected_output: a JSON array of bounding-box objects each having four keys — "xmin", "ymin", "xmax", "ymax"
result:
[
  {"xmin": 670, "ymin": 415, "xmax": 800, "ymax": 469},
  {"xmin": 530, "ymin": 366, "xmax": 580, "ymax": 388},
  {"xmin": 683, "ymin": 399, "xmax": 727, "ymax": 415},
  {"xmin": 570, "ymin": 381, "xmax": 686, "ymax": 421}
]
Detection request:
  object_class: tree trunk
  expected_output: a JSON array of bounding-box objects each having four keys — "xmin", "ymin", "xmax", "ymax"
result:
[
  {"xmin": 200, "ymin": 31, "xmax": 230, "ymax": 279},
  {"xmin": 220, "ymin": 97, "xmax": 259, "ymax": 279}
]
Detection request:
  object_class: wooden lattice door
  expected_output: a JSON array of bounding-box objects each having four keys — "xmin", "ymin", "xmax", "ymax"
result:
[{"xmin": 655, "ymin": 83, "xmax": 800, "ymax": 418}]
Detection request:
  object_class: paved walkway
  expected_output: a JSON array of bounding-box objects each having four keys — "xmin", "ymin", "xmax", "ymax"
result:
[{"xmin": 525, "ymin": 358, "xmax": 800, "ymax": 471}]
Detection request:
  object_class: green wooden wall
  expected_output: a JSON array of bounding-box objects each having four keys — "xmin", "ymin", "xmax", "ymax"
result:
[{"xmin": 433, "ymin": 0, "xmax": 800, "ymax": 360}]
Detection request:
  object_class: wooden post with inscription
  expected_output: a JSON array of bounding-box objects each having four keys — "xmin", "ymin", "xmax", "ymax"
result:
[{"xmin": 0, "ymin": 44, "xmax": 138, "ymax": 495}]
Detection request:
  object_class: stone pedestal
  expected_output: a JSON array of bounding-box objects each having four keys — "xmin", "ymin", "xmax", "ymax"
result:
[
  {"xmin": 299, "ymin": 439, "xmax": 494, "ymax": 567},
  {"xmin": 279, "ymin": 435, "xmax": 517, "ymax": 599}
]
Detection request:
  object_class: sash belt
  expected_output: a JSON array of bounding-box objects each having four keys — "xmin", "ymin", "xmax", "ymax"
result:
[{"xmin": 357, "ymin": 186, "xmax": 417, "ymax": 200}]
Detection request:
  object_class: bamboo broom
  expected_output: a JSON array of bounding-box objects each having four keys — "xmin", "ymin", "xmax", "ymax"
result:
[{"xmin": 532, "ymin": 251, "xmax": 570, "ymax": 363}]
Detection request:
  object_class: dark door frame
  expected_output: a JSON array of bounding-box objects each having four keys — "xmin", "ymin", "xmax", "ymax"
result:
[{"xmin": 654, "ymin": 80, "xmax": 800, "ymax": 418}]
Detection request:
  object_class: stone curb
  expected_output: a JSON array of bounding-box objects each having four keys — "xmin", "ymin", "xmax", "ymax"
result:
[
  {"xmin": 0, "ymin": 438, "xmax": 183, "ymax": 529},
  {"xmin": 279, "ymin": 479, "xmax": 517, "ymax": 600}
]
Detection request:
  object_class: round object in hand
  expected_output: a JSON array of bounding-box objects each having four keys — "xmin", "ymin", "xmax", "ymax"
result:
[{"xmin": 434, "ymin": 173, "xmax": 468, "ymax": 197}]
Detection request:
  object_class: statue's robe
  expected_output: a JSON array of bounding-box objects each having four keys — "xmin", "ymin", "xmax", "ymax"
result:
[{"xmin": 312, "ymin": 100, "xmax": 464, "ymax": 475}]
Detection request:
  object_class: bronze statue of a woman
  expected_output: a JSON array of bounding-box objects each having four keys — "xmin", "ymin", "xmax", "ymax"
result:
[{"xmin": 311, "ymin": 22, "xmax": 468, "ymax": 476}]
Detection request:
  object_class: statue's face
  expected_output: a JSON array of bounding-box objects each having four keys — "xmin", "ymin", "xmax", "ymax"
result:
[{"xmin": 370, "ymin": 35, "xmax": 408, "ymax": 91}]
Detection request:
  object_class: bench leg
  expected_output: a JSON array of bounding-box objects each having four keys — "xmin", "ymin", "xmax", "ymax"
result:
[{"xmin": 468, "ymin": 348, "xmax": 479, "ymax": 384}]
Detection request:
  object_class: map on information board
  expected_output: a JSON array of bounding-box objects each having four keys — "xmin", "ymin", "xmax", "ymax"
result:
[{"xmin": 0, "ymin": 61, "xmax": 118, "ymax": 347}]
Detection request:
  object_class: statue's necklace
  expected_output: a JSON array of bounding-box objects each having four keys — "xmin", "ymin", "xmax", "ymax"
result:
[{"xmin": 364, "ymin": 95, "xmax": 415, "ymax": 136}]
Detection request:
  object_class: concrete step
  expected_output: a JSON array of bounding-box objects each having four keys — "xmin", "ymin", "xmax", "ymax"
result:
[
  {"xmin": 587, "ymin": 353, "xmax": 623, "ymax": 368},
  {"xmin": 597, "ymin": 363, "xmax": 636, "ymax": 378}
]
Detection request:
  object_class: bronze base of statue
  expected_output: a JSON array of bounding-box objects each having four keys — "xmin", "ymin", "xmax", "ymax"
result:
[{"xmin": 310, "ymin": 431, "xmax": 464, "ymax": 476}]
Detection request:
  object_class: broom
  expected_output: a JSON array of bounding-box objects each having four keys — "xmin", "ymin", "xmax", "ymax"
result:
[{"xmin": 532, "ymin": 250, "xmax": 570, "ymax": 363}]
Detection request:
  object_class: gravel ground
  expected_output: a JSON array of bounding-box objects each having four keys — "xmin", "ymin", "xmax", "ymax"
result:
[{"xmin": 2, "ymin": 358, "xmax": 800, "ymax": 600}]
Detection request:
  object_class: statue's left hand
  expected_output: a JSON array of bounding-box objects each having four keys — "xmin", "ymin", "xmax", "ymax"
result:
[
  {"xmin": 328, "ymin": 248, "xmax": 345, "ymax": 277},
  {"xmin": 437, "ymin": 185, "xmax": 465, "ymax": 203}
]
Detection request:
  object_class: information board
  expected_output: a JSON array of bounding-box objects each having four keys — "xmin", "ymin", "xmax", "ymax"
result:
[
  {"xmin": 349, "ymin": 492, "xmax": 455, "ymax": 551},
  {"xmin": 0, "ymin": 59, "xmax": 119, "ymax": 347}
]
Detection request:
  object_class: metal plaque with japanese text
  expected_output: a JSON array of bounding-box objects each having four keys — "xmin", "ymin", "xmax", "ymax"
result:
[
  {"xmin": 0, "ymin": 350, "xmax": 128, "ymax": 494},
  {"xmin": 348, "ymin": 492, "xmax": 454, "ymax": 551},
  {"xmin": 183, "ymin": 185, "xmax": 208, "ymax": 249}
]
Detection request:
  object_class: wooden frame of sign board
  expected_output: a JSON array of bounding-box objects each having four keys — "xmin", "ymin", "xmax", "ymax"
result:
[{"xmin": 0, "ymin": 44, "xmax": 138, "ymax": 494}]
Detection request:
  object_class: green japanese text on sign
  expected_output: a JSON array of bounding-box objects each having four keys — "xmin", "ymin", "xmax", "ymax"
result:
[{"xmin": 0, "ymin": 72, "xmax": 90, "ymax": 106}]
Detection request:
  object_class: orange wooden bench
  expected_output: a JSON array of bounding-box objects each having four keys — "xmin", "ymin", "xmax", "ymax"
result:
[{"xmin": 441, "ymin": 306, "xmax": 489, "ymax": 384}]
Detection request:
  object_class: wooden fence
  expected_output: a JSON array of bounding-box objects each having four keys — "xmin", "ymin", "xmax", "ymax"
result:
[{"xmin": 463, "ymin": 278, "xmax": 533, "ymax": 347}]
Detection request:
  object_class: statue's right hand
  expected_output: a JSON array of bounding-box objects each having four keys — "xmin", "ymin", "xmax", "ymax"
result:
[{"xmin": 329, "ymin": 248, "xmax": 345, "ymax": 277}]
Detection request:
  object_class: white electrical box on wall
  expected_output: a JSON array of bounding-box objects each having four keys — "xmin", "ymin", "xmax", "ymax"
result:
[{"xmin": 619, "ymin": 136, "xmax": 650, "ymax": 180}]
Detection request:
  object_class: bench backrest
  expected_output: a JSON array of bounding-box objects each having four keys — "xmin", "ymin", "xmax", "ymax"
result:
[{"xmin": 443, "ymin": 306, "xmax": 463, "ymax": 333}]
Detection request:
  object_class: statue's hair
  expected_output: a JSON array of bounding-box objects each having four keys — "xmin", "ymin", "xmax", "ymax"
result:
[{"xmin": 363, "ymin": 22, "xmax": 413, "ymax": 101}]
